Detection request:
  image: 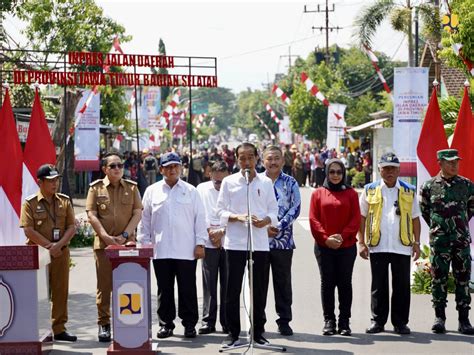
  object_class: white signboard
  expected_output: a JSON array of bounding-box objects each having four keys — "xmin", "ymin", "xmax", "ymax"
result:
[
  {"xmin": 393, "ymin": 67, "xmax": 428, "ymax": 165},
  {"xmin": 279, "ymin": 116, "xmax": 292, "ymax": 145},
  {"xmin": 74, "ymin": 90, "xmax": 100, "ymax": 171},
  {"xmin": 326, "ymin": 103, "xmax": 347, "ymax": 151}
]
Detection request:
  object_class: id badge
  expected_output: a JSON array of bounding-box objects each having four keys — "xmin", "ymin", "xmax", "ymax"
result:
[{"xmin": 53, "ymin": 228, "xmax": 60, "ymax": 242}]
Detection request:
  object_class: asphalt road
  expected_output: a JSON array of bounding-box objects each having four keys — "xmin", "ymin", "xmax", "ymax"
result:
[{"xmin": 52, "ymin": 186, "xmax": 474, "ymax": 354}]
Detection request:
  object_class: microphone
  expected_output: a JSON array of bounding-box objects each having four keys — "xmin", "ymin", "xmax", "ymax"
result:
[{"xmin": 243, "ymin": 168, "xmax": 251, "ymax": 184}]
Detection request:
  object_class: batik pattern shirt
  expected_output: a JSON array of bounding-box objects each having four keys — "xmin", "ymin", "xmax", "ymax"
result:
[{"xmin": 263, "ymin": 172, "xmax": 301, "ymax": 249}]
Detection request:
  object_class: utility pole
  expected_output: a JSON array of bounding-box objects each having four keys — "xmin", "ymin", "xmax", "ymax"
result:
[
  {"xmin": 304, "ymin": 0, "xmax": 341, "ymax": 64},
  {"xmin": 280, "ymin": 46, "xmax": 299, "ymax": 70}
]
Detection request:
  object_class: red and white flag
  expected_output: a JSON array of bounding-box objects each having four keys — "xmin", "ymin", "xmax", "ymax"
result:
[
  {"xmin": 161, "ymin": 91, "xmax": 181, "ymax": 126},
  {"xmin": 272, "ymin": 84, "xmax": 291, "ymax": 105},
  {"xmin": 0, "ymin": 89, "xmax": 25, "ymax": 245},
  {"xmin": 265, "ymin": 102, "xmax": 280, "ymax": 125},
  {"xmin": 22, "ymin": 89, "xmax": 56, "ymax": 204},
  {"xmin": 113, "ymin": 134, "xmax": 124, "ymax": 150},
  {"xmin": 363, "ymin": 45, "xmax": 393, "ymax": 96},
  {"xmin": 416, "ymin": 84, "xmax": 449, "ymax": 246},
  {"xmin": 451, "ymin": 83, "xmax": 474, "ymax": 180},
  {"xmin": 301, "ymin": 72, "xmax": 342, "ymax": 119}
]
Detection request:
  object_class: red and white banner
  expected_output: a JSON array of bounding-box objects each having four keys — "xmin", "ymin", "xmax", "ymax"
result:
[
  {"xmin": 74, "ymin": 89, "xmax": 100, "ymax": 171},
  {"xmin": 160, "ymin": 91, "xmax": 181, "ymax": 126},
  {"xmin": 363, "ymin": 45, "xmax": 393, "ymax": 96},
  {"xmin": 0, "ymin": 89, "xmax": 25, "ymax": 245},
  {"xmin": 254, "ymin": 114, "xmax": 275, "ymax": 140},
  {"xmin": 300, "ymin": 72, "xmax": 342, "ymax": 119},
  {"xmin": 113, "ymin": 134, "xmax": 124, "ymax": 150},
  {"xmin": 22, "ymin": 89, "xmax": 57, "ymax": 205},
  {"xmin": 265, "ymin": 102, "xmax": 280, "ymax": 125},
  {"xmin": 272, "ymin": 84, "xmax": 291, "ymax": 105}
]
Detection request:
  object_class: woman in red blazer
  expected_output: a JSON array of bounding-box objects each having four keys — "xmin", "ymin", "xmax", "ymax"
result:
[{"xmin": 309, "ymin": 158, "xmax": 361, "ymax": 336}]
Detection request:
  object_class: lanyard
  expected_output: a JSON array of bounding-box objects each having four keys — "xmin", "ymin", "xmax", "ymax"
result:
[{"xmin": 41, "ymin": 200, "xmax": 56, "ymax": 227}]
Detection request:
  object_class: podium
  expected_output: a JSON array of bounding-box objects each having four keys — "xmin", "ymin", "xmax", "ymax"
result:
[
  {"xmin": 0, "ymin": 245, "xmax": 52, "ymax": 354},
  {"xmin": 105, "ymin": 244, "xmax": 157, "ymax": 354}
]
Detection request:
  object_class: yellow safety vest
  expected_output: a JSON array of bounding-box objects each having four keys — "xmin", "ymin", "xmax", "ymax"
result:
[{"xmin": 365, "ymin": 181, "xmax": 415, "ymax": 247}]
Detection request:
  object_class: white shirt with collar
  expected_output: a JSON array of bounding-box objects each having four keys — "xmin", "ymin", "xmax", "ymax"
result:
[
  {"xmin": 137, "ymin": 179, "xmax": 208, "ymax": 260},
  {"xmin": 216, "ymin": 171, "xmax": 279, "ymax": 252},
  {"xmin": 359, "ymin": 178, "xmax": 422, "ymax": 256},
  {"xmin": 196, "ymin": 180, "xmax": 224, "ymax": 249}
]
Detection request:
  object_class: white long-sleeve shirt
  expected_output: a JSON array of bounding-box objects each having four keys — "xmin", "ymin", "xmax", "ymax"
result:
[
  {"xmin": 137, "ymin": 179, "xmax": 208, "ymax": 260},
  {"xmin": 196, "ymin": 181, "xmax": 224, "ymax": 249},
  {"xmin": 359, "ymin": 179, "xmax": 421, "ymax": 256},
  {"xmin": 216, "ymin": 172, "xmax": 279, "ymax": 251}
]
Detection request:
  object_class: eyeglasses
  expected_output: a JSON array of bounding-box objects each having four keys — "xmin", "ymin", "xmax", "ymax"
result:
[
  {"xmin": 108, "ymin": 163, "xmax": 124, "ymax": 169},
  {"xmin": 394, "ymin": 200, "xmax": 400, "ymax": 216},
  {"xmin": 328, "ymin": 170, "xmax": 343, "ymax": 175}
]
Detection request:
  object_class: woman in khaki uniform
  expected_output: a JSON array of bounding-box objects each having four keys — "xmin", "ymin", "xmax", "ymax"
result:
[
  {"xmin": 86, "ymin": 152, "xmax": 143, "ymax": 342},
  {"xmin": 20, "ymin": 164, "xmax": 77, "ymax": 342}
]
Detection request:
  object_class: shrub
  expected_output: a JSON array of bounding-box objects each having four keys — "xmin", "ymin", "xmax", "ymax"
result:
[{"xmin": 70, "ymin": 217, "xmax": 94, "ymax": 248}]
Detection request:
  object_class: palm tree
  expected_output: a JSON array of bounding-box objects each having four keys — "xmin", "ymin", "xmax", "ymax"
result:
[{"xmin": 355, "ymin": 0, "xmax": 415, "ymax": 66}]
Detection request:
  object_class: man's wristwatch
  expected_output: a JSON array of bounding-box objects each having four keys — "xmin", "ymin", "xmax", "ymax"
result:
[{"xmin": 122, "ymin": 232, "xmax": 129, "ymax": 240}]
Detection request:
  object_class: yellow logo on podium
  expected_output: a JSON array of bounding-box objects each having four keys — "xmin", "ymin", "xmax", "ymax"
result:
[{"xmin": 119, "ymin": 293, "xmax": 141, "ymax": 315}]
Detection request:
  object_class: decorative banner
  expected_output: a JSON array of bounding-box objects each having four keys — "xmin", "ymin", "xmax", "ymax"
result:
[
  {"xmin": 265, "ymin": 102, "xmax": 280, "ymax": 125},
  {"xmin": 74, "ymin": 89, "xmax": 100, "ymax": 171},
  {"xmin": 254, "ymin": 114, "xmax": 276, "ymax": 140},
  {"xmin": 272, "ymin": 84, "xmax": 291, "ymax": 105},
  {"xmin": 139, "ymin": 95, "xmax": 150, "ymax": 151},
  {"xmin": 279, "ymin": 116, "xmax": 292, "ymax": 145},
  {"xmin": 160, "ymin": 91, "xmax": 181, "ymax": 126},
  {"xmin": 326, "ymin": 104, "xmax": 347, "ymax": 151},
  {"xmin": 393, "ymin": 67, "xmax": 429, "ymax": 176},
  {"xmin": 363, "ymin": 45, "xmax": 393, "ymax": 97},
  {"xmin": 300, "ymin": 72, "xmax": 341, "ymax": 119}
]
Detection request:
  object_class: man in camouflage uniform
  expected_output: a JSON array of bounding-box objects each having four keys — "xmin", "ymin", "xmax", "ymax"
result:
[{"xmin": 420, "ymin": 149, "xmax": 474, "ymax": 335}]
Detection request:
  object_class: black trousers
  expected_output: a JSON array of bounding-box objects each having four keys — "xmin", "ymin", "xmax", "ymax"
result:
[
  {"xmin": 201, "ymin": 247, "xmax": 227, "ymax": 328},
  {"xmin": 152, "ymin": 258, "xmax": 198, "ymax": 329},
  {"xmin": 314, "ymin": 244, "xmax": 357, "ymax": 321},
  {"xmin": 263, "ymin": 249, "xmax": 293, "ymax": 326},
  {"xmin": 225, "ymin": 250, "xmax": 269, "ymax": 338},
  {"xmin": 369, "ymin": 252, "xmax": 411, "ymax": 327}
]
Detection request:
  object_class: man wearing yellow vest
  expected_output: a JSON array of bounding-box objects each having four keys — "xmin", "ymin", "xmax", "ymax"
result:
[{"xmin": 358, "ymin": 152, "xmax": 421, "ymax": 335}]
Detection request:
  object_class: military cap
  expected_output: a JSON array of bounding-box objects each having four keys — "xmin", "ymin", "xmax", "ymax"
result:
[
  {"xmin": 37, "ymin": 164, "xmax": 62, "ymax": 179},
  {"xmin": 378, "ymin": 152, "xmax": 400, "ymax": 167},
  {"xmin": 437, "ymin": 149, "xmax": 461, "ymax": 161}
]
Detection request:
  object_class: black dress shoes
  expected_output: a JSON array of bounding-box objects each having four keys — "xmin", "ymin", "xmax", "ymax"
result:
[
  {"xmin": 322, "ymin": 320, "xmax": 336, "ymax": 335},
  {"xmin": 394, "ymin": 324, "xmax": 411, "ymax": 334},
  {"xmin": 98, "ymin": 324, "xmax": 111, "ymax": 342},
  {"xmin": 198, "ymin": 324, "xmax": 216, "ymax": 334},
  {"xmin": 54, "ymin": 331, "xmax": 77, "ymax": 342},
  {"xmin": 157, "ymin": 326, "xmax": 173, "ymax": 339},
  {"xmin": 184, "ymin": 326, "xmax": 197, "ymax": 338},
  {"xmin": 278, "ymin": 323, "xmax": 294, "ymax": 336},
  {"xmin": 254, "ymin": 334, "xmax": 269, "ymax": 345},
  {"xmin": 366, "ymin": 322, "xmax": 385, "ymax": 334},
  {"xmin": 338, "ymin": 319, "xmax": 352, "ymax": 336}
]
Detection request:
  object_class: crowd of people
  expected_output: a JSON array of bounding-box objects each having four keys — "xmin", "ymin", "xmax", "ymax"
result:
[
  {"xmin": 117, "ymin": 143, "xmax": 374, "ymax": 190},
  {"xmin": 19, "ymin": 142, "xmax": 474, "ymax": 349}
]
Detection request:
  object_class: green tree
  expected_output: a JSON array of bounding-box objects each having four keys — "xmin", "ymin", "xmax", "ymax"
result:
[
  {"xmin": 354, "ymin": 0, "xmax": 414, "ymax": 66},
  {"xmin": 157, "ymin": 38, "xmax": 170, "ymax": 104},
  {"xmin": 439, "ymin": 0, "xmax": 474, "ymax": 76}
]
